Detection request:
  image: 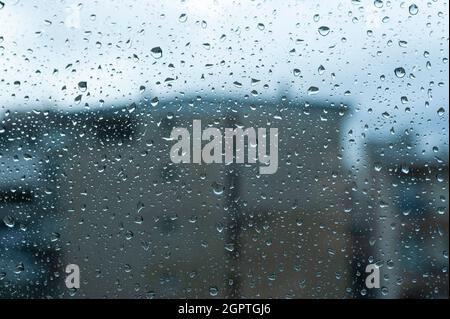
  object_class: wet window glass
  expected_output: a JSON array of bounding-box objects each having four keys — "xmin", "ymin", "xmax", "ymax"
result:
[{"xmin": 0, "ymin": 0, "xmax": 448, "ymax": 299}]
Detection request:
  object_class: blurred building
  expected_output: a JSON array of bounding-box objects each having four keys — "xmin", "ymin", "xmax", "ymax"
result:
[
  {"xmin": 1, "ymin": 96, "xmax": 357, "ymax": 298},
  {"xmin": 1, "ymin": 95, "xmax": 447, "ymax": 299}
]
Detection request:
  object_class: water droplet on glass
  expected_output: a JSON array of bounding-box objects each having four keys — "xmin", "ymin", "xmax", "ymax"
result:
[
  {"xmin": 394, "ymin": 67, "xmax": 406, "ymax": 78},
  {"xmin": 151, "ymin": 47, "xmax": 163, "ymax": 59},
  {"xmin": 209, "ymin": 286, "xmax": 218, "ymax": 296},
  {"xmin": 151, "ymin": 97, "xmax": 159, "ymax": 107},
  {"xmin": 212, "ymin": 181, "xmax": 224, "ymax": 195},
  {"xmin": 409, "ymin": 4, "xmax": 419, "ymax": 15},
  {"xmin": 374, "ymin": 162, "xmax": 382, "ymax": 172},
  {"xmin": 3, "ymin": 215, "xmax": 15, "ymax": 228},
  {"xmin": 14, "ymin": 262, "xmax": 25, "ymax": 274},
  {"xmin": 307, "ymin": 86, "xmax": 319, "ymax": 95},
  {"xmin": 233, "ymin": 81, "xmax": 242, "ymax": 88},
  {"xmin": 318, "ymin": 26, "xmax": 330, "ymax": 36},
  {"xmin": 178, "ymin": 13, "xmax": 187, "ymax": 23},
  {"xmin": 78, "ymin": 81, "xmax": 87, "ymax": 92},
  {"xmin": 318, "ymin": 65, "xmax": 325, "ymax": 75},
  {"xmin": 50, "ymin": 232, "xmax": 61, "ymax": 242},
  {"xmin": 374, "ymin": 0, "xmax": 383, "ymax": 8}
]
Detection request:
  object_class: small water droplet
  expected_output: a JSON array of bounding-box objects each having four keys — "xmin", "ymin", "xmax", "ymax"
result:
[
  {"xmin": 374, "ymin": 0, "xmax": 383, "ymax": 8},
  {"xmin": 409, "ymin": 4, "xmax": 419, "ymax": 15},
  {"xmin": 209, "ymin": 286, "xmax": 219, "ymax": 296},
  {"xmin": 374, "ymin": 162, "xmax": 382, "ymax": 172},
  {"xmin": 307, "ymin": 86, "xmax": 319, "ymax": 95},
  {"xmin": 3, "ymin": 215, "xmax": 15, "ymax": 228},
  {"xmin": 233, "ymin": 81, "xmax": 242, "ymax": 88},
  {"xmin": 212, "ymin": 181, "xmax": 224, "ymax": 195},
  {"xmin": 78, "ymin": 81, "xmax": 87, "ymax": 92},
  {"xmin": 14, "ymin": 262, "xmax": 25, "ymax": 274},
  {"xmin": 318, "ymin": 65, "xmax": 325, "ymax": 75},
  {"xmin": 151, "ymin": 97, "xmax": 159, "ymax": 107},
  {"xmin": 318, "ymin": 26, "xmax": 330, "ymax": 36},
  {"xmin": 150, "ymin": 47, "xmax": 163, "ymax": 59},
  {"xmin": 178, "ymin": 13, "xmax": 187, "ymax": 23},
  {"xmin": 50, "ymin": 232, "xmax": 61, "ymax": 242},
  {"xmin": 401, "ymin": 164, "xmax": 410, "ymax": 174},
  {"xmin": 394, "ymin": 67, "xmax": 406, "ymax": 78}
]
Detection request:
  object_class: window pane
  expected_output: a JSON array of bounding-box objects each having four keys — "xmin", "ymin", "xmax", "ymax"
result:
[{"xmin": 0, "ymin": 0, "xmax": 448, "ymax": 299}]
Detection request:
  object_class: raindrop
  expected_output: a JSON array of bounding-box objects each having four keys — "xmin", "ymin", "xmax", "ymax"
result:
[
  {"xmin": 307, "ymin": 86, "xmax": 319, "ymax": 95},
  {"xmin": 209, "ymin": 286, "xmax": 218, "ymax": 296},
  {"xmin": 318, "ymin": 26, "xmax": 330, "ymax": 36},
  {"xmin": 151, "ymin": 97, "xmax": 159, "ymax": 107},
  {"xmin": 409, "ymin": 4, "xmax": 419, "ymax": 15},
  {"xmin": 233, "ymin": 81, "xmax": 242, "ymax": 88},
  {"xmin": 14, "ymin": 262, "xmax": 25, "ymax": 274},
  {"xmin": 374, "ymin": 162, "xmax": 382, "ymax": 172},
  {"xmin": 225, "ymin": 243, "xmax": 234, "ymax": 252},
  {"xmin": 78, "ymin": 81, "xmax": 87, "ymax": 92},
  {"xmin": 50, "ymin": 232, "xmax": 61, "ymax": 242},
  {"xmin": 318, "ymin": 65, "xmax": 325, "ymax": 75},
  {"xmin": 212, "ymin": 181, "xmax": 224, "ymax": 195},
  {"xmin": 74, "ymin": 94, "xmax": 82, "ymax": 103},
  {"xmin": 178, "ymin": 13, "xmax": 187, "ymax": 22},
  {"xmin": 394, "ymin": 67, "xmax": 406, "ymax": 78},
  {"xmin": 401, "ymin": 164, "xmax": 410, "ymax": 174},
  {"xmin": 3, "ymin": 215, "xmax": 15, "ymax": 228},
  {"xmin": 150, "ymin": 47, "xmax": 163, "ymax": 59},
  {"xmin": 374, "ymin": 0, "xmax": 383, "ymax": 8}
]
